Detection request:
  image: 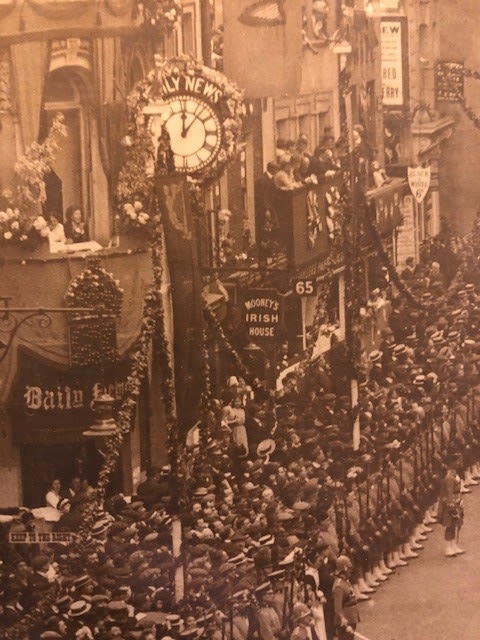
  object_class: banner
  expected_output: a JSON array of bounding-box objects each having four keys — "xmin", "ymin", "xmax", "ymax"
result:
[
  {"xmin": 155, "ymin": 175, "xmax": 204, "ymax": 430},
  {"xmin": 380, "ymin": 17, "xmax": 408, "ymax": 108},
  {"xmin": 9, "ymin": 531, "xmax": 75, "ymax": 544},
  {"xmin": 223, "ymin": 0, "xmax": 303, "ymax": 98}
]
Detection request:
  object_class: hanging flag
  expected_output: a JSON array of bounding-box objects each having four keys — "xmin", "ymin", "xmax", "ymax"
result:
[{"xmin": 223, "ymin": 0, "xmax": 303, "ymax": 98}]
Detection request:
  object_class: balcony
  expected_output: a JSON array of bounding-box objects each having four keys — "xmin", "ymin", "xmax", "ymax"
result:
[{"xmin": 199, "ymin": 181, "xmax": 343, "ymax": 285}]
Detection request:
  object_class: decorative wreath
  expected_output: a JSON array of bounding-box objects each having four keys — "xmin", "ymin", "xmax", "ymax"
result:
[{"xmin": 117, "ymin": 54, "xmax": 245, "ymax": 209}]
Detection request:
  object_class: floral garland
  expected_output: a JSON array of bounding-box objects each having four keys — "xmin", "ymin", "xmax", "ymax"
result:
[
  {"xmin": 365, "ymin": 211, "xmax": 424, "ymax": 309},
  {"xmin": 305, "ymin": 187, "xmax": 347, "ymax": 359},
  {"xmin": 15, "ymin": 112, "xmax": 67, "ymax": 210},
  {"xmin": 137, "ymin": 0, "xmax": 182, "ymax": 35},
  {"xmin": 65, "ymin": 262, "xmax": 124, "ymax": 315},
  {"xmin": 203, "ymin": 302, "xmax": 255, "ymax": 386},
  {"xmin": 198, "ymin": 327, "xmax": 213, "ymax": 448},
  {"xmin": 1, "ymin": 113, "xmax": 67, "ymax": 246},
  {"xmin": 72, "ymin": 199, "xmax": 175, "ymax": 533},
  {"xmin": 117, "ymin": 127, "xmax": 156, "ymax": 223},
  {"xmin": 116, "ymin": 54, "xmax": 245, "ymax": 208}
]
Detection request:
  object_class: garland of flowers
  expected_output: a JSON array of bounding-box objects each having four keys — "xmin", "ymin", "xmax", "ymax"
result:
[
  {"xmin": 305, "ymin": 189, "xmax": 348, "ymax": 359},
  {"xmin": 203, "ymin": 302, "xmax": 255, "ymax": 387},
  {"xmin": 1, "ymin": 113, "xmax": 67, "ymax": 247},
  {"xmin": 15, "ymin": 112, "xmax": 67, "ymax": 210},
  {"xmin": 137, "ymin": 0, "xmax": 182, "ymax": 35},
  {"xmin": 65, "ymin": 262, "xmax": 124, "ymax": 315},
  {"xmin": 198, "ymin": 327, "xmax": 213, "ymax": 448},
  {"xmin": 116, "ymin": 55, "xmax": 245, "ymax": 215},
  {"xmin": 364, "ymin": 210, "xmax": 425, "ymax": 309},
  {"xmin": 77, "ymin": 283, "xmax": 162, "ymax": 540},
  {"xmin": 117, "ymin": 127, "xmax": 156, "ymax": 223}
]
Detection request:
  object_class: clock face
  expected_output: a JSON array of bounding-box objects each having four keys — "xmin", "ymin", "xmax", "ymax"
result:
[{"xmin": 151, "ymin": 95, "xmax": 222, "ymax": 174}]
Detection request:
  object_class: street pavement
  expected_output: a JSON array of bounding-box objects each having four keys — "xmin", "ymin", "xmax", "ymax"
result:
[{"xmin": 357, "ymin": 486, "xmax": 480, "ymax": 640}]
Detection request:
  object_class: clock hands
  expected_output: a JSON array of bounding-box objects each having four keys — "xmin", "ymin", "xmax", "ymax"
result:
[
  {"xmin": 180, "ymin": 101, "xmax": 210, "ymax": 138},
  {"xmin": 180, "ymin": 111, "xmax": 191, "ymax": 138},
  {"xmin": 181, "ymin": 112, "xmax": 197, "ymax": 138}
]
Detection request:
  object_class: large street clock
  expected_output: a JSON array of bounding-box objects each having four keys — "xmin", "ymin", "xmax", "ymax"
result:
[
  {"xmin": 136, "ymin": 56, "xmax": 244, "ymax": 183},
  {"xmin": 153, "ymin": 95, "xmax": 222, "ymax": 174}
]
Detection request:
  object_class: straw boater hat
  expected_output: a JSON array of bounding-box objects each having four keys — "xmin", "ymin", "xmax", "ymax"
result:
[{"xmin": 256, "ymin": 439, "xmax": 276, "ymax": 458}]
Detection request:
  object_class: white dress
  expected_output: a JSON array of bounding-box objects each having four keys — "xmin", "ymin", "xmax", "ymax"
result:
[
  {"xmin": 222, "ymin": 405, "xmax": 249, "ymax": 454},
  {"xmin": 32, "ymin": 490, "xmax": 62, "ymax": 522}
]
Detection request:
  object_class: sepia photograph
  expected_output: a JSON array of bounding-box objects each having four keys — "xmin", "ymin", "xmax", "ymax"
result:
[{"xmin": 0, "ymin": 0, "xmax": 479, "ymax": 638}]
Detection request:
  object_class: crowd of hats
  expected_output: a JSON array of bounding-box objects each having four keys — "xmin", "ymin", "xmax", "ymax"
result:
[{"xmin": 4, "ymin": 221, "xmax": 480, "ymax": 639}]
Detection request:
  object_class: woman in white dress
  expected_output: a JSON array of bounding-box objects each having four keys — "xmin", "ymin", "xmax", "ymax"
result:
[
  {"xmin": 43, "ymin": 478, "xmax": 63, "ymax": 521},
  {"xmin": 222, "ymin": 395, "xmax": 249, "ymax": 456},
  {"xmin": 31, "ymin": 478, "xmax": 64, "ymax": 530}
]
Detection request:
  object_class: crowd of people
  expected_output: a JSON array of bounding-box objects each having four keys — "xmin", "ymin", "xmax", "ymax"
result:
[{"xmin": 3, "ymin": 217, "xmax": 480, "ymax": 639}]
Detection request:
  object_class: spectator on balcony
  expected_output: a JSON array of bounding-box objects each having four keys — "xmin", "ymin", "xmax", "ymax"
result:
[
  {"xmin": 296, "ymin": 134, "xmax": 312, "ymax": 160},
  {"xmin": 47, "ymin": 212, "xmax": 66, "ymax": 247},
  {"xmin": 64, "ymin": 205, "xmax": 89, "ymax": 244},
  {"xmin": 371, "ymin": 161, "xmax": 391, "ymax": 189},
  {"xmin": 310, "ymin": 147, "xmax": 339, "ymax": 183},
  {"xmin": 274, "ymin": 156, "xmax": 303, "ymax": 191},
  {"xmin": 256, "ymin": 162, "xmax": 279, "ymax": 228},
  {"xmin": 275, "ymin": 138, "xmax": 288, "ymax": 163}
]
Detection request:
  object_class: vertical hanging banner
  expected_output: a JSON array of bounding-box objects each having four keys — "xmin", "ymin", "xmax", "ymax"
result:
[
  {"xmin": 223, "ymin": 0, "xmax": 303, "ymax": 98},
  {"xmin": 380, "ymin": 16, "xmax": 408, "ymax": 108}
]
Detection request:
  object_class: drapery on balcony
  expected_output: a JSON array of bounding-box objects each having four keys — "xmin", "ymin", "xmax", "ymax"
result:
[{"xmin": 198, "ymin": 182, "xmax": 340, "ymax": 274}]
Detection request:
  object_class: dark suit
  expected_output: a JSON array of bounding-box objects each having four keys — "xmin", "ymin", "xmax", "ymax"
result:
[
  {"xmin": 255, "ymin": 172, "xmax": 278, "ymax": 261},
  {"xmin": 136, "ymin": 478, "xmax": 170, "ymax": 508}
]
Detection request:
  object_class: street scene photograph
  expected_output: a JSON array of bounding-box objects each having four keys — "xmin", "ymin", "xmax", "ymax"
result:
[{"xmin": 1, "ymin": 0, "xmax": 480, "ymax": 639}]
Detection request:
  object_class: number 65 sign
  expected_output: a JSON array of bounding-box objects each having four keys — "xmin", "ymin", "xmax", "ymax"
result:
[{"xmin": 294, "ymin": 279, "xmax": 316, "ymax": 296}]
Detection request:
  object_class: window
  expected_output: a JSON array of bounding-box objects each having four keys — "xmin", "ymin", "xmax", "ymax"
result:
[
  {"xmin": 182, "ymin": 9, "xmax": 196, "ymax": 57},
  {"xmin": 41, "ymin": 70, "xmax": 90, "ymax": 224}
]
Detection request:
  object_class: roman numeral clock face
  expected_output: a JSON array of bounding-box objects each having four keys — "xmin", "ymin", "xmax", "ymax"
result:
[{"xmin": 159, "ymin": 95, "xmax": 222, "ymax": 174}]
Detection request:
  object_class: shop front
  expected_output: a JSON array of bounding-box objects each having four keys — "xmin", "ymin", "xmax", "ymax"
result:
[
  {"xmin": 9, "ymin": 348, "xmax": 139, "ymax": 507},
  {"xmin": 0, "ymin": 247, "xmax": 169, "ymax": 508}
]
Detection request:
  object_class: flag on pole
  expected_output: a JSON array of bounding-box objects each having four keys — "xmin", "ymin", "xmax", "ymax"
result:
[{"xmin": 223, "ymin": 0, "xmax": 304, "ymax": 98}]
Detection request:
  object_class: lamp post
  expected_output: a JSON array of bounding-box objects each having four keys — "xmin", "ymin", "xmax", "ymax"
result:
[{"xmin": 82, "ymin": 394, "xmax": 119, "ymax": 439}]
